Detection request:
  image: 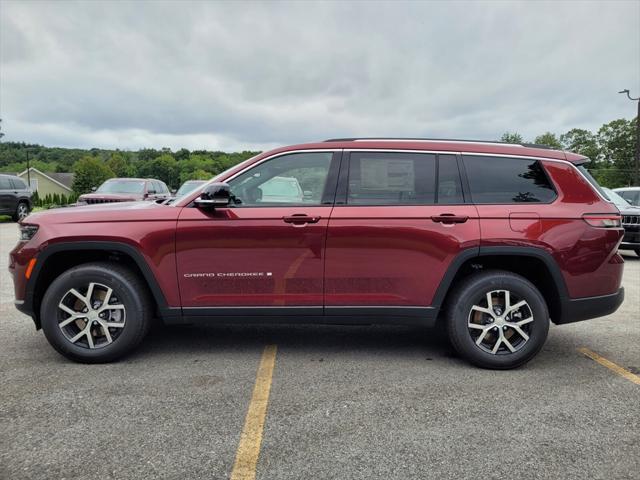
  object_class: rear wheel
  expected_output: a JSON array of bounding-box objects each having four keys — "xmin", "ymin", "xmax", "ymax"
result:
[
  {"xmin": 40, "ymin": 262, "xmax": 152, "ymax": 363},
  {"xmin": 12, "ymin": 201, "xmax": 29, "ymax": 221},
  {"xmin": 446, "ymin": 270, "xmax": 549, "ymax": 369}
]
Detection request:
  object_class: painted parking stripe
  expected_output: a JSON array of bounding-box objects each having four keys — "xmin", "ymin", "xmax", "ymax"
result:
[
  {"xmin": 578, "ymin": 347, "xmax": 640, "ymax": 385},
  {"xmin": 230, "ymin": 345, "xmax": 278, "ymax": 480}
]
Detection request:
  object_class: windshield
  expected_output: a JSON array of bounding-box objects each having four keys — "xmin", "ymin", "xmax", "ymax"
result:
[
  {"xmin": 175, "ymin": 181, "xmax": 206, "ymax": 197},
  {"xmin": 602, "ymin": 187, "xmax": 631, "ymax": 208},
  {"xmin": 97, "ymin": 180, "xmax": 145, "ymax": 194}
]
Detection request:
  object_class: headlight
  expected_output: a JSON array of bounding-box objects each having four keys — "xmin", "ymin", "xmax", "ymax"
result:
[{"xmin": 19, "ymin": 224, "xmax": 39, "ymax": 241}]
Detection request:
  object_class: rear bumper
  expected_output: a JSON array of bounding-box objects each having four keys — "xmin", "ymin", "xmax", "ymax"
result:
[{"xmin": 557, "ymin": 288, "xmax": 625, "ymax": 324}]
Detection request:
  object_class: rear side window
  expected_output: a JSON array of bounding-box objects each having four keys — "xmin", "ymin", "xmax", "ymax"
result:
[
  {"xmin": 463, "ymin": 156, "xmax": 556, "ymax": 203},
  {"xmin": 437, "ymin": 155, "xmax": 464, "ymax": 204},
  {"xmin": 0, "ymin": 177, "xmax": 12, "ymax": 189},
  {"xmin": 347, "ymin": 152, "xmax": 436, "ymax": 205}
]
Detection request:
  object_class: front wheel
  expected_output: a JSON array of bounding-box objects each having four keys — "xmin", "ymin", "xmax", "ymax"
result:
[
  {"xmin": 446, "ymin": 270, "xmax": 549, "ymax": 369},
  {"xmin": 13, "ymin": 201, "xmax": 30, "ymax": 221},
  {"xmin": 40, "ymin": 262, "xmax": 152, "ymax": 363}
]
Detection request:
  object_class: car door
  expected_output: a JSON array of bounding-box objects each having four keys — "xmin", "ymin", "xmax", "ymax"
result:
[
  {"xmin": 176, "ymin": 150, "xmax": 340, "ymax": 311},
  {"xmin": 324, "ymin": 151, "xmax": 480, "ymax": 313}
]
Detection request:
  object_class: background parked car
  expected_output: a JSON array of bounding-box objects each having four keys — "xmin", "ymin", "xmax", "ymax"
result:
[
  {"xmin": 175, "ymin": 179, "xmax": 207, "ymax": 197},
  {"xmin": 77, "ymin": 178, "xmax": 171, "ymax": 205},
  {"xmin": 613, "ymin": 187, "xmax": 640, "ymax": 206},
  {"xmin": 0, "ymin": 173, "xmax": 32, "ymax": 221},
  {"xmin": 604, "ymin": 187, "xmax": 640, "ymax": 256}
]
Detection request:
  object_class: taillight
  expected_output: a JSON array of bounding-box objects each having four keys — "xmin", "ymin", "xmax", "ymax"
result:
[{"xmin": 582, "ymin": 214, "xmax": 622, "ymax": 228}]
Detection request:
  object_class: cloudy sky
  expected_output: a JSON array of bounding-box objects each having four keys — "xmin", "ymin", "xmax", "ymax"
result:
[{"xmin": 1, "ymin": 0, "xmax": 639, "ymax": 151}]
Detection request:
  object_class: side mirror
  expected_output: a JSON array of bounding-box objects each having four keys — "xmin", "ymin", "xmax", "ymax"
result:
[
  {"xmin": 91, "ymin": 187, "xmax": 97, "ymax": 192},
  {"xmin": 194, "ymin": 182, "xmax": 232, "ymax": 208}
]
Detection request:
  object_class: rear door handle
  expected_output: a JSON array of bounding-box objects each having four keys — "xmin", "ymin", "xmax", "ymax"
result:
[
  {"xmin": 431, "ymin": 214, "xmax": 469, "ymax": 224},
  {"xmin": 283, "ymin": 214, "xmax": 321, "ymax": 224}
]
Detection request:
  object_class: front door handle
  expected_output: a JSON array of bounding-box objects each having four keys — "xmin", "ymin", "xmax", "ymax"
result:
[
  {"xmin": 431, "ymin": 214, "xmax": 469, "ymax": 224},
  {"xmin": 283, "ymin": 214, "xmax": 321, "ymax": 224}
]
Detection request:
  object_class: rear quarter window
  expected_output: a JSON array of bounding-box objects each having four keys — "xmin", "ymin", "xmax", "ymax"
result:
[{"xmin": 463, "ymin": 155, "xmax": 556, "ymax": 204}]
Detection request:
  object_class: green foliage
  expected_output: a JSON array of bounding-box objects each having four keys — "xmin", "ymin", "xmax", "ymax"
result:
[
  {"xmin": 137, "ymin": 153, "xmax": 179, "ymax": 188},
  {"xmin": 533, "ymin": 132, "xmax": 562, "ymax": 149},
  {"xmin": 72, "ymin": 156, "xmax": 114, "ymax": 194},
  {"xmin": 500, "ymin": 132, "xmax": 524, "ymax": 144},
  {"xmin": 106, "ymin": 152, "xmax": 133, "ymax": 177}
]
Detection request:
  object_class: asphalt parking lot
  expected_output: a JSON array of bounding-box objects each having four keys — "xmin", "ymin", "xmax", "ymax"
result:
[{"xmin": 1, "ymin": 222, "xmax": 638, "ymax": 480}]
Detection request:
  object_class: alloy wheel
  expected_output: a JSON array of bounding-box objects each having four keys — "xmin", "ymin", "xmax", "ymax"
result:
[
  {"xmin": 57, "ymin": 282, "xmax": 126, "ymax": 349},
  {"xmin": 17, "ymin": 203, "xmax": 29, "ymax": 220},
  {"xmin": 467, "ymin": 289, "xmax": 534, "ymax": 355}
]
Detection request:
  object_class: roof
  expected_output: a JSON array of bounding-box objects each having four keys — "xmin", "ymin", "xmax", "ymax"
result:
[
  {"xmin": 46, "ymin": 172, "xmax": 74, "ymax": 189},
  {"xmin": 17, "ymin": 167, "xmax": 73, "ymax": 191},
  {"xmin": 254, "ymin": 139, "xmax": 588, "ymax": 163}
]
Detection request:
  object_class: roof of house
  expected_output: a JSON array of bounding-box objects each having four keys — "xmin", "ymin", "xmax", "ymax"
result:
[{"xmin": 17, "ymin": 167, "xmax": 74, "ymax": 191}]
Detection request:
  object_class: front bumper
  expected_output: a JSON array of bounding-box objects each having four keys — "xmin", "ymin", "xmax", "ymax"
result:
[{"xmin": 557, "ymin": 288, "xmax": 625, "ymax": 324}]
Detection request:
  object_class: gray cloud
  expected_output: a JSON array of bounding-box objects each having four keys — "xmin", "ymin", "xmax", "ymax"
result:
[{"xmin": 1, "ymin": 0, "xmax": 638, "ymax": 151}]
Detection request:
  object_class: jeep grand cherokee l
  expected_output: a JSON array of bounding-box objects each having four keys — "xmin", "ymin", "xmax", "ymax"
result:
[{"xmin": 9, "ymin": 139, "xmax": 625, "ymax": 369}]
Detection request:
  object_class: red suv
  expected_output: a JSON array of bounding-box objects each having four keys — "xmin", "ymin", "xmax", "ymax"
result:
[{"xmin": 9, "ymin": 139, "xmax": 625, "ymax": 368}]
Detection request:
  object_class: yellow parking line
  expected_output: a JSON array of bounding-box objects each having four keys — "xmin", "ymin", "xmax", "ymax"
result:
[
  {"xmin": 578, "ymin": 347, "xmax": 640, "ymax": 385},
  {"xmin": 230, "ymin": 345, "xmax": 278, "ymax": 480}
]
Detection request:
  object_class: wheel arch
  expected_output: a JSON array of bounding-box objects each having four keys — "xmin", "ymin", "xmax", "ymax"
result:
[
  {"xmin": 434, "ymin": 246, "xmax": 568, "ymax": 324},
  {"xmin": 27, "ymin": 242, "xmax": 172, "ymax": 329}
]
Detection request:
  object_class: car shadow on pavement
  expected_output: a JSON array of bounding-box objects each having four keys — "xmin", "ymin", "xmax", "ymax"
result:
[{"xmin": 136, "ymin": 323, "xmax": 456, "ymax": 362}]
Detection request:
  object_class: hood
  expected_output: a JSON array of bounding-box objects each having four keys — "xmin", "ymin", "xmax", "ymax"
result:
[
  {"xmin": 617, "ymin": 205, "xmax": 640, "ymax": 215},
  {"xmin": 24, "ymin": 200, "xmax": 180, "ymax": 225}
]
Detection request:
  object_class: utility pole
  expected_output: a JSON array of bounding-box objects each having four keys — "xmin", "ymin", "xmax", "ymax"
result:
[
  {"xmin": 23, "ymin": 142, "xmax": 31, "ymax": 188},
  {"xmin": 619, "ymin": 89, "xmax": 640, "ymax": 185}
]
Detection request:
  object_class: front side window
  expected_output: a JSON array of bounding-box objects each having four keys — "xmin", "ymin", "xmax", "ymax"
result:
[
  {"xmin": 347, "ymin": 152, "xmax": 436, "ymax": 205},
  {"xmin": 229, "ymin": 152, "xmax": 333, "ymax": 206},
  {"xmin": 10, "ymin": 178, "xmax": 27, "ymax": 189},
  {"xmin": 463, "ymin": 156, "xmax": 556, "ymax": 203}
]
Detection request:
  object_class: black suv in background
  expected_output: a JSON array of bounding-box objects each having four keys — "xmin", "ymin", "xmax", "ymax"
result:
[{"xmin": 0, "ymin": 174, "xmax": 32, "ymax": 221}]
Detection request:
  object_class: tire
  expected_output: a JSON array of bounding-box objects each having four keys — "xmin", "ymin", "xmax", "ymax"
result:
[
  {"xmin": 445, "ymin": 270, "xmax": 549, "ymax": 369},
  {"xmin": 635, "ymin": 248, "xmax": 640, "ymax": 258},
  {"xmin": 12, "ymin": 201, "xmax": 30, "ymax": 222},
  {"xmin": 40, "ymin": 262, "xmax": 152, "ymax": 363}
]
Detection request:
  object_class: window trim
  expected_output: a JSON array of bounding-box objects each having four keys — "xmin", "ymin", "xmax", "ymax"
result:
[{"xmin": 460, "ymin": 154, "xmax": 558, "ymax": 205}]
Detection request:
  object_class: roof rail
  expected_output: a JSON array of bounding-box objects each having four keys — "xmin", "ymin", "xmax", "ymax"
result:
[
  {"xmin": 322, "ymin": 138, "xmax": 562, "ymax": 150},
  {"xmin": 323, "ymin": 137, "xmax": 526, "ymax": 147}
]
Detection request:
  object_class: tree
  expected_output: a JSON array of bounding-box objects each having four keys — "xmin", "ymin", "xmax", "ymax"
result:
[
  {"xmin": 106, "ymin": 152, "xmax": 133, "ymax": 177},
  {"xmin": 500, "ymin": 132, "xmax": 524, "ymax": 144},
  {"xmin": 72, "ymin": 156, "xmax": 114, "ymax": 194},
  {"xmin": 560, "ymin": 128, "xmax": 600, "ymax": 161},
  {"xmin": 137, "ymin": 153, "xmax": 179, "ymax": 188},
  {"xmin": 533, "ymin": 132, "xmax": 562, "ymax": 149},
  {"xmin": 595, "ymin": 118, "xmax": 637, "ymax": 187}
]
